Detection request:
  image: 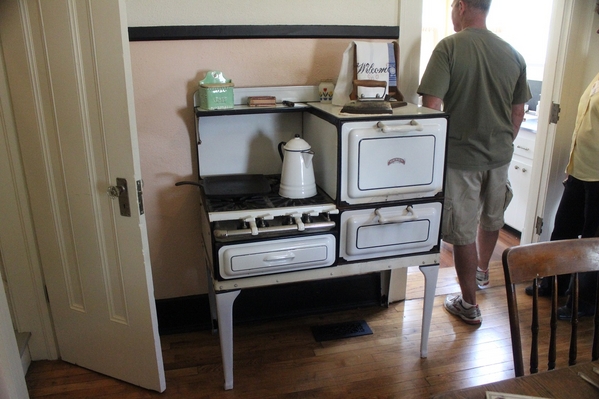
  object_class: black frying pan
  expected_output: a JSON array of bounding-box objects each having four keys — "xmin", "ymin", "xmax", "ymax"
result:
[{"xmin": 176, "ymin": 174, "xmax": 271, "ymax": 198}]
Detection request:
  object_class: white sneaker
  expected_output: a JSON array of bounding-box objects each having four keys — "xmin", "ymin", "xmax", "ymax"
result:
[
  {"xmin": 444, "ymin": 294, "xmax": 482, "ymax": 325},
  {"xmin": 476, "ymin": 267, "xmax": 489, "ymax": 288}
]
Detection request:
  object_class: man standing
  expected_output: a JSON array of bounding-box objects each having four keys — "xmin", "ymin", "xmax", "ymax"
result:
[{"xmin": 418, "ymin": 0, "xmax": 531, "ymax": 324}]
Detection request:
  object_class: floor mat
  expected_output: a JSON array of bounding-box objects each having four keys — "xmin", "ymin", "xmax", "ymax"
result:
[{"xmin": 311, "ymin": 320, "xmax": 373, "ymax": 342}]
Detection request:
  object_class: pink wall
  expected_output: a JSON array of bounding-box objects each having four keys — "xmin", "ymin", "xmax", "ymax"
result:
[{"xmin": 130, "ymin": 38, "xmax": 367, "ymax": 299}]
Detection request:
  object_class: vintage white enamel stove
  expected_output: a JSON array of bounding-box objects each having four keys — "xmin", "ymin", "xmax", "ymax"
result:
[{"xmin": 188, "ymin": 86, "xmax": 448, "ymax": 390}]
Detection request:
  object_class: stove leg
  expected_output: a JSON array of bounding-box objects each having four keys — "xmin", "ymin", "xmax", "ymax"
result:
[
  {"xmin": 380, "ymin": 270, "xmax": 391, "ymax": 306},
  {"xmin": 419, "ymin": 265, "xmax": 439, "ymax": 359},
  {"xmin": 215, "ymin": 290, "xmax": 240, "ymax": 390}
]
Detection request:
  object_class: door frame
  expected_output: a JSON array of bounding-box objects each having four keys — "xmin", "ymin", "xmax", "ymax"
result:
[
  {"xmin": 0, "ymin": 34, "xmax": 32, "ymax": 397},
  {"xmin": 520, "ymin": 0, "xmax": 572, "ymax": 244},
  {"xmin": 0, "ymin": 0, "xmax": 58, "ymax": 361}
]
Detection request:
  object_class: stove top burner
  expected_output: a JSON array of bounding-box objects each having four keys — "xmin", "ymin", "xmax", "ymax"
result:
[
  {"xmin": 206, "ymin": 196, "xmax": 271, "ymax": 212},
  {"xmin": 268, "ymin": 194, "xmax": 329, "ymax": 208},
  {"xmin": 203, "ymin": 175, "xmax": 333, "ymax": 213}
]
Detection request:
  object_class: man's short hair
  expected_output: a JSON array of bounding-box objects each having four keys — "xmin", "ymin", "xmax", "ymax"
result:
[{"xmin": 462, "ymin": 0, "xmax": 492, "ymax": 13}]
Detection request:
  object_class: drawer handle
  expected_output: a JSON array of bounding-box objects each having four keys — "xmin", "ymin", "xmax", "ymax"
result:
[
  {"xmin": 377, "ymin": 120, "xmax": 423, "ymax": 133},
  {"xmin": 516, "ymin": 145, "xmax": 530, "ymax": 151},
  {"xmin": 375, "ymin": 206, "xmax": 418, "ymax": 224},
  {"xmin": 263, "ymin": 252, "xmax": 295, "ymax": 264}
]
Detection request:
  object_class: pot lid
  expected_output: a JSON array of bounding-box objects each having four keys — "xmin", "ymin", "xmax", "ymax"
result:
[{"xmin": 283, "ymin": 135, "xmax": 311, "ymax": 151}]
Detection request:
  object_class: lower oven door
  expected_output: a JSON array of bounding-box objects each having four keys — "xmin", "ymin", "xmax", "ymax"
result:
[
  {"xmin": 340, "ymin": 117, "xmax": 447, "ymax": 204},
  {"xmin": 218, "ymin": 234, "xmax": 336, "ymax": 279},
  {"xmin": 339, "ymin": 202, "xmax": 442, "ymax": 261}
]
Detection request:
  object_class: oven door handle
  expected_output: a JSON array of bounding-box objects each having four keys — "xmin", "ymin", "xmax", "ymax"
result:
[
  {"xmin": 375, "ymin": 206, "xmax": 418, "ymax": 224},
  {"xmin": 263, "ymin": 252, "xmax": 296, "ymax": 264},
  {"xmin": 377, "ymin": 120, "xmax": 423, "ymax": 133}
]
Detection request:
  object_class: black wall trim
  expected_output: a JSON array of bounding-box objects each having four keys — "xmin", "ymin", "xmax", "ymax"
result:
[{"xmin": 128, "ymin": 25, "xmax": 399, "ymax": 41}]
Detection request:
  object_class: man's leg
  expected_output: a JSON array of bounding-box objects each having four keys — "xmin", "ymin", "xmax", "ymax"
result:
[
  {"xmin": 453, "ymin": 242, "xmax": 478, "ymax": 306},
  {"xmin": 454, "ymin": 227, "xmax": 499, "ymax": 305},
  {"xmin": 477, "ymin": 227, "xmax": 499, "ymax": 272},
  {"xmin": 442, "ymin": 168, "xmax": 483, "ymax": 324}
]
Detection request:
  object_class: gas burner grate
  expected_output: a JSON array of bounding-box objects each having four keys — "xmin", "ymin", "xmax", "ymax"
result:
[
  {"xmin": 267, "ymin": 194, "xmax": 330, "ymax": 208},
  {"xmin": 206, "ymin": 196, "xmax": 271, "ymax": 212},
  {"xmin": 202, "ymin": 175, "xmax": 335, "ymax": 213}
]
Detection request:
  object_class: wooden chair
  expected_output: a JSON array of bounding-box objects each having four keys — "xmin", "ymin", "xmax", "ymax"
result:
[{"xmin": 502, "ymin": 237, "xmax": 599, "ymax": 377}]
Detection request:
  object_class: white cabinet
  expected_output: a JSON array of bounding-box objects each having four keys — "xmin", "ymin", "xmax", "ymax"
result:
[{"xmin": 504, "ymin": 128, "xmax": 536, "ymax": 232}]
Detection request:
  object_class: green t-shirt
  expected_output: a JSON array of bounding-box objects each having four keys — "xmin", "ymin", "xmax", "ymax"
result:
[{"xmin": 418, "ymin": 28, "xmax": 532, "ymax": 171}]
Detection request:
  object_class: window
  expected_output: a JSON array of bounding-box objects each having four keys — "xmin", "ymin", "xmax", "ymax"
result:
[{"xmin": 420, "ymin": 0, "xmax": 553, "ymax": 81}]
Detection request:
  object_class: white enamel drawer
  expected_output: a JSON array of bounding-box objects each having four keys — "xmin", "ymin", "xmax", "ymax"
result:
[
  {"xmin": 339, "ymin": 202, "xmax": 442, "ymax": 261},
  {"xmin": 218, "ymin": 234, "xmax": 336, "ymax": 279}
]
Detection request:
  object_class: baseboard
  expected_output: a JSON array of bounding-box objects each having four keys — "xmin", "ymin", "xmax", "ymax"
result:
[
  {"xmin": 156, "ymin": 274, "xmax": 382, "ymax": 335},
  {"xmin": 502, "ymin": 223, "xmax": 522, "ymax": 238}
]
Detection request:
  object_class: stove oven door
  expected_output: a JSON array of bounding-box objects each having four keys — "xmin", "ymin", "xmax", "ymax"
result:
[
  {"xmin": 217, "ymin": 234, "xmax": 336, "ymax": 279},
  {"xmin": 340, "ymin": 117, "xmax": 447, "ymax": 205},
  {"xmin": 339, "ymin": 202, "xmax": 442, "ymax": 262}
]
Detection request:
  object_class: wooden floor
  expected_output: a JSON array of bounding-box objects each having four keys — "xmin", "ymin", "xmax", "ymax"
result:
[{"xmin": 24, "ymin": 229, "xmax": 599, "ymax": 398}]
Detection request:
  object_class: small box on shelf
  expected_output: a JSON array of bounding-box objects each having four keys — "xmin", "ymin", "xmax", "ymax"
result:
[{"xmin": 248, "ymin": 96, "xmax": 276, "ymax": 107}]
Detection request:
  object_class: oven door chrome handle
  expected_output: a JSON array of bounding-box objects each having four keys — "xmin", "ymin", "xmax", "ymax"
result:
[
  {"xmin": 375, "ymin": 206, "xmax": 418, "ymax": 224},
  {"xmin": 263, "ymin": 252, "xmax": 296, "ymax": 265},
  {"xmin": 377, "ymin": 120, "xmax": 423, "ymax": 133}
]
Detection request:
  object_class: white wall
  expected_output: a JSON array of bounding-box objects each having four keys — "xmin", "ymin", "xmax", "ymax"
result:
[
  {"xmin": 125, "ymin": 0, "xmax": 399, "ymax": 26},
  {"xmin": 130, "ymin": 38, "xmax": 359, "ymax": 299},
  {"xmin": 126, "ymin": 0, "xmax": 421, "ymax": 300},
  {"xmin": 398, "ymin": 0, "xmax": 422, "ymax": 104},
  {"xmin": 0, "ymin": 273, "xmax": 29, "ymax": 399},
  {"xmin": 126, "ymin": 0, "xmax": 421, "ymax": 299}
]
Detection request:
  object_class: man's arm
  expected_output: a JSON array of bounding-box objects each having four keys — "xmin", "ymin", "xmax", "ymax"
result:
[
  {"xmin": 421, "ymin": 95, "xmax": 443, "ymax": 111},
  {"xmin": 511, "ymin": 103, "xmax": 526, "ymax": 140}
]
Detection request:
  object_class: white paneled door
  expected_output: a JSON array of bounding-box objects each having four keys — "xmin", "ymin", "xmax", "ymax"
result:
[{"xmin": 1, "ymin": 0, "xmax": 165, "ymax": 392}]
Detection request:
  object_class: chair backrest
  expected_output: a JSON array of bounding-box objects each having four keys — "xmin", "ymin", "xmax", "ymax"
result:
[{"xmin": 502, "ymin": 237, "xmax": 599, "ymax": 377}]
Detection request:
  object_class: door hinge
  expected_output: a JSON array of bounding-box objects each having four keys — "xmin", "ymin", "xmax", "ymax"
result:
[
  {"xmin": 535, "ymin": 216, "xmax": 543, "ymax": 235},
  {"xmin": 550, "ymin": 102, "xmax": 561, "ymax": 124},
  {"xmin": 137, "ymin": 180, "xmax": 145, "ymax": 215}
]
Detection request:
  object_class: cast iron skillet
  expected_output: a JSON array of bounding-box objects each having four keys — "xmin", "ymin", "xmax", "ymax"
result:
[{"xmin": 175, "ymin": 174, "xmax": 271, "ymax": 198}]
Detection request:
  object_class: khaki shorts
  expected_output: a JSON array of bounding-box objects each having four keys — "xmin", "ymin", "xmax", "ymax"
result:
[{"xmin": 442, "ymin": 164, "xmax": 512, "ymax": 246}]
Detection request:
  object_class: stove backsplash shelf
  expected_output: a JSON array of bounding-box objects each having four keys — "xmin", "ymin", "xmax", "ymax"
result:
[{"xmin": 194, "ymin": 86, "xmax": 319, "ymax": 178}]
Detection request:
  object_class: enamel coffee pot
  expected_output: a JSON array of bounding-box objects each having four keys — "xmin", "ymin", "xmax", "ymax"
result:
[{"xmin": 278, "ymin": 135, "xmax": 317, "ymax": 199}]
